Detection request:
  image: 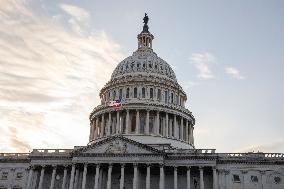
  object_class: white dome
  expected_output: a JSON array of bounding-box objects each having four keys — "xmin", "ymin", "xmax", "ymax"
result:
[{"xmin": 111, "ymin": 50, "xmax": 177, "ymax": 82}]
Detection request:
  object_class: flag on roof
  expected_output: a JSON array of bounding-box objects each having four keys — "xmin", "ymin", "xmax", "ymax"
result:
[{"xmin": 109, "ymin": 99, "xmax": 122, "ymax": 108}]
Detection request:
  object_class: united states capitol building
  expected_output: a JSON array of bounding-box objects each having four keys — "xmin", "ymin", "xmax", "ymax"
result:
[{"xmin": 1, "ymin": 15, "xmax": 284, "ymax": 189}]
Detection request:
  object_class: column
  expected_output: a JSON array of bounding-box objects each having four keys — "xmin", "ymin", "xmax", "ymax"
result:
[
  {"xmin": 26, "ymin": 166, "xmax": 34, "ymax": 189},
  {"xmin": 186, "ymin": 167, "xmax": 191, "ymax": 189},
  {"xmin": 126, "ymin": 110, "xmax": 130, "ymax": 134},
  {"xmin": 145, "ymin": 110, "xmax": 150, "ymax": 135},
  {"xmin": 38, "ymin": 166, "xmax": 45, "ymax": 189},
  {"xmin": 133, "ymin": 164, "xmax": 138, "ymax": 189},
  {"xmin": 174, "ymin": 167, "xmax": 178, "ymax": 189},
  {"xmin": 89, "ymin": 123, "xmax": 93, "ymax": 141},
  {"xmin": 116, "ymin": 111, "xmax": 120, "ymax": 133},
  {"xmin": 213, "ymin": 167, "xmax": 218, "ymax": 189},
  {"xmin": 260, "ymin": 171, "xmax": 265, "ymax": 189},
  {"xmin": 49, "ymin": 165, "xmax": 57, "ymax": 189},
  {"xmin": 82, "ymin": 164, "xmax": 88, "ymax": 189},
  {"xmin": 94, "ymin": 164, "xmax": 100, "ymax": 189},
  {"xmin": 108, "ymin": 112, "xmax": 112, "ymax": 135},
  {"xmin": 186, "ymin": 121, "xmax": 189, "ymax": 143},
  {"xmin": 159, "ymin": 164, "xmax": 164, "ymax": 189},
  {"xmin": 95, "ymin": 119, "xmax": 99, "ymax": 139},
  {"xmin": 101, "ymin": 114, "xmax": 105, "ymax": 137},
  {"xmin": 156, "ymin": 111, "xmax": 160, "ymax": 135},
  {"xmin": 69, "ymin": 164, "xmax": 76, "ymax": 189},
  {"xmin": 181, "ymin": 117, "xmax": 184, "ymax": 140},
  {"xmin": 107, "ymin": 164, "xmax": 113, "ymax": 189},
  {"xmin": 74, "ymin": 168, "xmax": 80, "ymax": 188},
  {"xmin": 169, "ymin": 117, "xmax": 172, "ymax": 137},
  {"xmin": 165, "ymin": 113, "xmax": 169, "ymax": 137},
  {"xmin": 120, "ymin": 164, "xmax": 125, "ymax": 189},
  {"xmin": 62, "ymin": 166, "xmax": 68, "ymax": 189},
  {"xmin": 174, "ymin": 115, "xmax": 177, "ymax": 138},
  {"xmin": 146, "ymin": 164, "xmax": 151, "ymax": 189},
  {"xmin": 135, "ymin": 110, "xmax": 140, "ymax": 134},
  {"xmin": 200, "ymin": 167, "xmax": 204, "ymax": 189}
]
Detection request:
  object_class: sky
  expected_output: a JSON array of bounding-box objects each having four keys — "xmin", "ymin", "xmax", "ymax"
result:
[{"xmin": 0, "ymin": 0, "xmax": 283, "ymax": 153}]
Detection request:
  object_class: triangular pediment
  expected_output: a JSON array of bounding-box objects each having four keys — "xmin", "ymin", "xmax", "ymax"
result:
[{"xmin": 73, "ymin": 135, "xmax": 162, "ymax": 155}]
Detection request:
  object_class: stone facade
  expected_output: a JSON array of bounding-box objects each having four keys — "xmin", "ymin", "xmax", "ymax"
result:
[{"xmin": 0, "ymin": 16, "xmax": 284, "ymax": 189}]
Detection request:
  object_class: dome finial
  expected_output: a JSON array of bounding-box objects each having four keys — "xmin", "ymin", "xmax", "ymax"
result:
[
  {"xmin": 142, "ymin": 13, "xmax": 149, "ymax": 32},
  {"xmin": 137, "ymin": 13, "xmax": 154, "ymax": 50}
]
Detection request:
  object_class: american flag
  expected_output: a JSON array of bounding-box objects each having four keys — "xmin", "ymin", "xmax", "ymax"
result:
[{"xmin": 108, "ymin": 99, "xmax": 122, "ymax": 108}]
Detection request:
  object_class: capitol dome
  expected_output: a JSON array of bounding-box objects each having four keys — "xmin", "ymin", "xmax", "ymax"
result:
[{"xmin": 89, "ymin": 14, "xmax": 195, "ymax": 150}]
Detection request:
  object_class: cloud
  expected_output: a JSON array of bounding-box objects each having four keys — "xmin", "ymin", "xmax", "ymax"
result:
[
  {"xmin": 189, "ymin": 52, "xmax": 216, "ymax": 79},
  {"xmin": 236, "ymin": 140, "xmax": 284, "ymax": 153},
  {"xmin": 60, "ymin": 4, "xmax": 90, "ymax": 22},
  {"xmin": 0, "ymin": 1, "xmax": 124, "ymax": 152},
  {"xmin": 225, "ymin": 67, "xmax": 244, "ymax": 80}
]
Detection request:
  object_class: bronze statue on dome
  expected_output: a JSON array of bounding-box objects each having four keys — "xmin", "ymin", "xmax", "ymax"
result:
[{"xmin": 142, "ymin": 13, "xmax": 149, "ymax": 32}]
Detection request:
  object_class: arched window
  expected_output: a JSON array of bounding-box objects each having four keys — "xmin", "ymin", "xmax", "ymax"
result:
[
  {"xmin": 142, "ymin": 87, "xmax": 146, "ymax": 98},
  {"xmin": 126, "ymin": 88, "xmax": 130, "ymax": 98},
  {"xmin": 150, "ymin": 88, "xmax": 153, "ymax": 99},
  {"xmin": 134, "ymin": 87, "xmax": 137, "ymax": 98}
]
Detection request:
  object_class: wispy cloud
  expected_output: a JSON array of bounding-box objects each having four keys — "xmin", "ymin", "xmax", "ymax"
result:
[
  {"xmin": 0, "ymin": 1, "xmax": 124, "ymax": 152},
  {"xmin": 236, "ymin": 140, "xmax": 284, "ymax": 153},
  {"xmin": 189, "ymin": 52, "xmax": 216, "ymax": 79},
  {"xmin": 60, "ymin": 4, "xmax": 90, "ymax": 22},
  {"xmin": 225, "ymin": 67, "xmax": 244, "ymax": 80}
]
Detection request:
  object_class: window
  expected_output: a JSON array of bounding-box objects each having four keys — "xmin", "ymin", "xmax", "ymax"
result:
[
  {"xmin": 119, "ymin": 89, "xmax": 122, "ymax": 99},
  {"xmin": 126, "ymin": 88, "xmax": 130, "ymax": 98},
  {"xmin": 16, "ymin": 172, "xmax": 23, "ymax": 180},
  {"xmin": 165, "ymin": 91, "xmax": 168, "ymax": 103},
  {"xmin": 233, "ymin": 174, "xmax": 241, "ymax": 183},
  {"xmin": 251, "ymin": 176, "xmax": 258, "ymax": 183},
  {"xmin": 113, "ymin": 90, "xmax": 116, "ymax": 100},
  {"xmin": 108, "ymin": 92, "xmax": 111, "ymax": 100},
  {"xmin": 176, "ymin": 94, "xmax": 179, "ymax": 105},
  {"xmin": 157, "ymin": 89, "xmax": 161, "ymax": 101},
  {"xmin": 142, "ymin": 88, "xmax": 146, "ymax": 98},
  {"xmin": 150, "ymin": 88, "xmax": 153, "ymax": 99},
  {"xmin": 274, "ymin": 176, "xmax": 281, "ymax": 184},
  {"xmin": 131, "ymin": 115, "xmax": 136, "ymax": 132},
  {"xmin": 134, "ymin": 87, "xmax": 137, "ymax": 98},
  {"xmin": 1, "ymin": 172, "xmax": 8, "ymax": 180},
  {"xmin": 171, "ymin": 92, "xmax": 174, "ymax": 103}
]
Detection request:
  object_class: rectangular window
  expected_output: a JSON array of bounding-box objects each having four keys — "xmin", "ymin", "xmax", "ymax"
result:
[
  {"xmin": 16, "ymin": 172, "xmax": 23, "ymax": 180},
  {"xmin": 251, "ymin": 176, "xmax": 258, "ymax": 183},
  {"xmin": 233, "ymin": 175, "xmax": 241, "ymax": 183},
  {"xmin": 1, "ymin": 172, "xmax": 8, "ymax": 180},
  {"xmin": 171, "ymin": 92, "xmax": 174, "ymax": 103},
  {"xmin": 165, "ymin": 91, "xmax": 168, "ymax": 103},
  {"xmin": 157, "ymin": 89, "xmax": 161, "ymax": 101},
  {"xmin": 119, "ymin": 89, "xmax": 122, "ymax": 100}
]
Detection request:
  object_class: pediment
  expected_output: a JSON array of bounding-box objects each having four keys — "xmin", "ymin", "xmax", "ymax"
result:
[{"xmin": 73, "ymin": 135, "xmax": 161, "ymax": 155}]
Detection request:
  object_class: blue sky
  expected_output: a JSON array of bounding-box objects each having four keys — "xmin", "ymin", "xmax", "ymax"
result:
[{"xmin": 0, "ymin": 0, "xmax": 283, "ymax": 152}]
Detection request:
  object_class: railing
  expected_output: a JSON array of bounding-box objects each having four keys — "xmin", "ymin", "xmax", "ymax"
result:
[
  {"xmin": 31, "ymin": 149, "xmax": 73, "ymax": 154},
  {"xmin": 0, "ymin": 153, "xmax": 29, "ymax": 157},
  {"xmin": 218, "ymin": 153, "xmax": 284, "ymax": 158},
  {"xmin": 165, "ymin": 149, "xmax": 216, "ymax": 154}
]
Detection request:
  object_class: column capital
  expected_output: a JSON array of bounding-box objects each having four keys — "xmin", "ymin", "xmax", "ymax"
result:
[
  {"xmin": 108, "ymin": 163, "xmax": 113, "ymax": 167},
  {"xmin": 51, "ymin": 165, "xmax": 57, "ymax": 169},
  {"xmin": 146, "ymin": 163, "xmax": 152, "ymax": 167},
  {"xmin": 133, "ymin": 163, "xmax": 138, "ymax": 167},
  {"xmin": 199, "ymin": 166, "xmax": 204, "ymax": 170},
  {"xmin": 120, "ymin": 163, "xmax": 125, "ymax": 168},
  {"xmin": 212, "ymin": 166, "xmax": 217, "ymax": 170},
  {"xmin": 159, "ymin": 163, "xmax": 164, "ymax": 168},
  {"xmin": 186, "ymin": 166, "xmax": 191, "ymax": 170}
]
